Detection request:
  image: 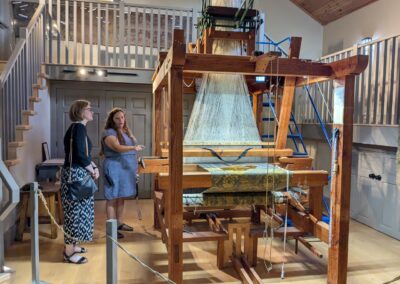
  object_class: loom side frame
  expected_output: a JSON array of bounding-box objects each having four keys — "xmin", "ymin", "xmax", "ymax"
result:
[{"xmin": 151, "ymin": 29, "xmax": 368, "ymax": 284}]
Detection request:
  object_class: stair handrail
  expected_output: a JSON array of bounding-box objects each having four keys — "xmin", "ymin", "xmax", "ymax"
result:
[
  {"xmin": 0, "ymin": 2, "xmax": 46, "ymax": 85},
  {"xmin": 256, "ymin": 34, "xmax": 290, "ymax": 57},
  {"xmin": 304, "ymin": 86, "xmax": 332, "ymax": 148},
  {"xmin": 0, "ymin": 140, "xmax": 20, "ymax": 274},
  {"xmin": 259, "ymin": 34, "xmax": 332, "ymax": 147}
]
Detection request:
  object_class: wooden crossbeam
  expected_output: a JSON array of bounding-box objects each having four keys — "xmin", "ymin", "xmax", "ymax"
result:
[
  {"xmin": 184, "ymin": 54, "xmax": 332, "ymax": 77},
  {"xmin": 296, "ymin": 55, "xmax": 369, "ymax": 86},
  {"xmin": 158, "ymin": 170, "xmax": 328, "ymax": 189},
  {"xmin": 160, "ymin": 148, "xmax": 293, "ymax": 158},
  {"xmin": 208, "ymin": 30, "xmax": 253, "ymax": 41},
  {"xmin": 252, "ymin": 51, "xmax": 282, "ymax": 73},
  {"xmin": 153, "ymin": 45, "xmax": 367, "ymax": 92}
]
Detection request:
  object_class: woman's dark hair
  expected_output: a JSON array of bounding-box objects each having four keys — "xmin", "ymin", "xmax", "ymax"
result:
[{"xmin": 100, "ymin": 108, "xmax": 136, "ymax": 156}]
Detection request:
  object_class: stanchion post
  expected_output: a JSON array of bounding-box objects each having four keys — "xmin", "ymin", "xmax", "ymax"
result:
[
  {"xmin": 30, "ymin": 182, "xmax": 50, "ymax": 284},
  {"xmin": 106, "ymin": 219, "xmax": 118, "ymax": 284},
  {"xmin": 31, "ymin": 182, "xmax": 40, "ymax": 283}
]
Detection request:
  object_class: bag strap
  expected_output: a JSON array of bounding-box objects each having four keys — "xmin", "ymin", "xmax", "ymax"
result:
[
  {"xmin": 68, "ymin": 124, "xmax": 75, "ymax": 183},
  {"xmin": 68, "ymin": 123, "xmax": 89, "ymax": 183}
]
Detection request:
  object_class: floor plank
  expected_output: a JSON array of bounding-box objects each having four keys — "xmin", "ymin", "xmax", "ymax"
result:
[{"xmin": 4, "ymin": 200, "xmax": 400, "ymax": 284}]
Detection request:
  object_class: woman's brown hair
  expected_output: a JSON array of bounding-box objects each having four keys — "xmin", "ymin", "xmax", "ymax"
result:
[
  {"xmin": 69, "ymin": 99, "xmax": 90, "ymax": 122},
  {"xmin": 104, "ymin": 108, "xmax": 136, "ymax": 145}
]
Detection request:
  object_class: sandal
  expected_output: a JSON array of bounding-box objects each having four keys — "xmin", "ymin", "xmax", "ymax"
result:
[
  {"xmin": 74, "ymin": 246, "xmax": 88, "ymax": 253},
  {"xmin": 63, "ymin": 252, "xmax": 88, "ymax": 264},
  {"xmin": 118, "ymin": 223, "xmax": 134, "ymax": 232}
]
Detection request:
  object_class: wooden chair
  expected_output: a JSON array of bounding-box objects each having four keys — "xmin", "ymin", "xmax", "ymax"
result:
[{"xmin": 15, "ymin": 182, "xmax": 63, "ymax": 241}]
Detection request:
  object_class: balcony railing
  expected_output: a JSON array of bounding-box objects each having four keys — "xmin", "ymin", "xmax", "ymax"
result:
[
  {"xmin": 47, "ymin": 0, "xmax": 196, "ymax": 69},
  {"xmin": 296, "ymin": 34, "xmax": 400, "ymax": 126}
]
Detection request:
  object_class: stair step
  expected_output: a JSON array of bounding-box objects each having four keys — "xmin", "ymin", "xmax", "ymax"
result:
[
  {"xmin": 9, "ymin": 141, "xmax": 27, "ymax": 148},
  {"xmin": 37, "ymin": 72, "xmax": 49, "ymax": 79},
  {"xmin": 263, "ymin": 102, "xmax": 275, "ymax": 107},
  {"xmin": 22, "ymin": 110, "xmax": 37, "ymax": 116},
  {"xmin": 293, "ymin": 152, "xmax": 309, "ymax": 156},
  {"xmin": 32, "ymin": 83, "xmax": 46, "ymax": 90},
  {"xmin": 29, "ymin": 96, "xmax": 41, "ymax": 102},
  {"xmin": 262, "ymin": 117, "xmax": 275, "ymax": 121},
  {"xmin": 287, "ymin": 134, "xmax": 301, "ymax": 139},
  {"xmin": 16, "ymin": 124, "xmax": 32, "ymax": 131},
  {"xmin": 261, "ymin": 134, "xmax": 274, "ymax": 139},
  {"xmin": 4, "ymin": 159, "xmax": 21, "ymax": 167}
]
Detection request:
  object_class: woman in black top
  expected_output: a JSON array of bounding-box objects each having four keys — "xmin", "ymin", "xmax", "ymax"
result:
[{"xmin": 61, "ymin": 99, "xmax": 99, "ymax": 264}]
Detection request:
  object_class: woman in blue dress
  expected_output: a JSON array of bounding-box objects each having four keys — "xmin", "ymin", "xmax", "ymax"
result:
[{"xmin": 101, "ymin": 108, "xmax": 144, "ymax": 238}]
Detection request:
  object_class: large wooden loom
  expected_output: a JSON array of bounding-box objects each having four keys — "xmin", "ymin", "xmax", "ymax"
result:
[{"xmin": 143, "ymin": 15, "xmax": 368, "ymax": 283}]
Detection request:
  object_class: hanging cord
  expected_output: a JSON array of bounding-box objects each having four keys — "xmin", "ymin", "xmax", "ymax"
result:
[
  {"xmin": 107, "ymin": 235, "xmax": 176, "ymax": 284},
  {"xmin": 328, "ymin": 128, "xmax": 340, "ymax": 247},
  {"xmin": 262, "ymin": 56, "xmax": 281, "ymax": 273}
]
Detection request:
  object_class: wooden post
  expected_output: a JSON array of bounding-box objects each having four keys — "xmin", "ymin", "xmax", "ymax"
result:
[
  {"xmin": 247, "ymin": 30, "xmax": 256, "ymax": 56},
  {"xmin": 309, "ymin": 186, "xmax": 323, "ymax": 221},
  {"xmin": 275, "ymin": 37, "xmax": 302, "ymax": 149},
  {"xmin": 252, "ymin": 92, "xmax": 263, "ymax": 136},
  {"xmin": 161, "ymin": 87, "xmax": 170, "ymax": 144},
  {"xmin": 204, "ymin": 28, "xmax": 213, "ymax": 54},
  {"xmin": 167, "ymin": 29, "xmax": 185, "ymax": 284},
  {"xmin": 328, "ymin": 75, "xmax": 355, "ymax": 284},
  {"xmin": 153, "ymin": 88, "xmax": 162, "ymax": 229}
]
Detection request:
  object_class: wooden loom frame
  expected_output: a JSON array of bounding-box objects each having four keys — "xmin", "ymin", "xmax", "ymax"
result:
[{"xmin": 149, "ymin": 28, "xmax": 368, "ymax": 284}]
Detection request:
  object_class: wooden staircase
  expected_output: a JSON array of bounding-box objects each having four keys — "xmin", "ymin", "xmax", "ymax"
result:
[{"xmin": 4, "ymin": 69, "xmax": 48, "ymax": 167}]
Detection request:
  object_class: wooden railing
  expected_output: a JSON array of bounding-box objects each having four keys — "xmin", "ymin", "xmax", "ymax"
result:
[
  {"xmin": 295, "ymin": 34, "xmax": 400, "ymax": 126},
  {"xmin": 47, "ymin": 0, "xmax": 196, "ymax": 68}
]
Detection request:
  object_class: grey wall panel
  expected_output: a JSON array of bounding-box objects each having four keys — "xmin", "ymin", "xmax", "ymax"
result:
[
  {"xmin": 51, "ymin": 81, "xmax": 196, "ymax": 199},
  {"xmin": 51, "ymin": 81, "xmax": 153, "ymax": 199}
]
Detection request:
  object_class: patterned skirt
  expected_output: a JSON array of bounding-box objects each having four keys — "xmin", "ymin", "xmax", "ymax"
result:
[{"xmin": 61, "ymin": 166, "xmax": 95, "ymax": 245}]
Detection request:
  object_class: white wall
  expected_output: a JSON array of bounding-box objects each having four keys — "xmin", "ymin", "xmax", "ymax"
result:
[
  {"xmin": 255, "ymin": 0, "xmax": 323, "ymax": 60},
  {"xmin": 9, "ymin": 88, "xmax": 51, "ymax": 187},
  {"xmin": 323, "ymin": 0, "xmax": 400, "ymax": 55}
]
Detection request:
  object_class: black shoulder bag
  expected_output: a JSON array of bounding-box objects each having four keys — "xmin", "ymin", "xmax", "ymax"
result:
[{"xmin": 67, "ymin": 124, "xmax": 98, "ymax": 200}]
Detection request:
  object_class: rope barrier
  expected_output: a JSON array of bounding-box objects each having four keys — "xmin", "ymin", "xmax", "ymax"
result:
[
  {"xmin": 36, "ymin": 186, "xmax": 175, "ymax": 283},
  {"xmin": 107, "ymin": 235, "xmax": 176, "ymax": 284}
]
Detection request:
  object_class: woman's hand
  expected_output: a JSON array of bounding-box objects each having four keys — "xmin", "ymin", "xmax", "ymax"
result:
[
  {"xmin": 92, "ymin": 168, "xmax": 100, "ymax": 180},
  {"xmin": 134, "ymin": 145, "xmax": 145, "ymax": 151}
]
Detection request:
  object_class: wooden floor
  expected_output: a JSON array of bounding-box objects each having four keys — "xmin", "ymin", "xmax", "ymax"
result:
[{"xmin": 4, "ymin": 199, "xmax": 400, "ymax": 284}]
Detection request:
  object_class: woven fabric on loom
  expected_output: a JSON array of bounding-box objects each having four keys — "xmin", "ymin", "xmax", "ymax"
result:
[{"xmin": 199, "ymin": 163, "xmax": 291, "ymax": 206}]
